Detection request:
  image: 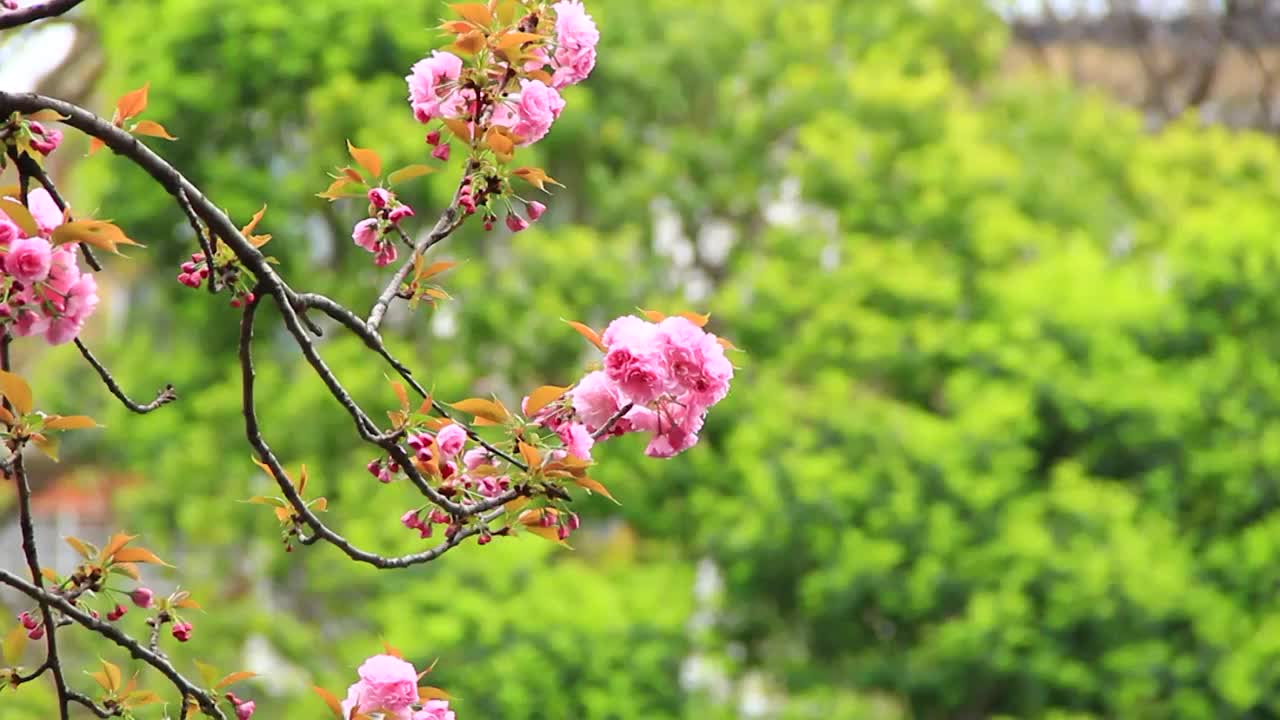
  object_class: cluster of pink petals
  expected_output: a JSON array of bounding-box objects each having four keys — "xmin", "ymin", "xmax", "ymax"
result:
[
  {"xmin": 562, "ymin": 315, "xmax": 733, "ymax": 458},
  {"xmin": 490, "ymin": 79, "xmax": 566, "ymax": 146},
  {"xmin": 406, "ymin": 51, "xmax": 465, "ymax": 124},
  {"xmin": 353, "ymin": 188, "xmax": 415, "ymax": 266},
  {"xmin": 341, "ymin": 654, "xmax": 455, "ymax": 720},
  {"xmin": 0, "ymin": 189, "xmax": 99, "ymax": 346},
  {"xmin": 548, "ymin": 0, "xmax": 600, "ymax": 89}
]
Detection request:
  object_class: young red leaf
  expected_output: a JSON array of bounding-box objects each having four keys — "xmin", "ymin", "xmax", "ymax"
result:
[
  {"xmin": 64, "ymin": 536, "xmax": 95, "ymax": 560},
  {"xmin": 50, "ymin": 220, "xmax": 143, "ymax": 254},
  {"xmin": 215, "ymin": 671, "xmax": 257, "ymax": 690},
  {"xmin": 383, "ymin": 640, "xmax": 403, "ymax": 658},
  {"xmin": 101, "ymin": 659, "xmax": 123, "ymax": 692},
  {"xmin": 88, "ymin": 137, "xmax": 106, "ymax": 155},
  {"xmin": 101, "ymin": 532, "xmax": 137, "ymax": 559},
  {"xmin": 640, "ymin": 308, "xmax": 666, "ymax": 322},
  {"xmin": 116, "ymin": 83, "xmax": 150, "ymax": 121},
  {"xmin": 496, "ymin": 31, "xmax": 542, "ymax": 50},
  {"xmin": 442, "ymin": 118, "xmax": 473, "ymax": 142},
  {"xmin": 130, "ymin": 120, "xmax": 177, "ymax": 140},
  {"xmin": 524, "ymin": 524, "xmax": 572, "ymax": 548},
  {"xmin": 314, "ymin": 686, "xmax": 345, "ymax": 718},
  {"xmin": 0, "ymin": 369, "xmax": 33, "ymax": 415},
  {"xmin": 416, "ymin": 260, "xmax": 457, "ymax": 281},
  {"xmin": 563, "ymin": 320, "xmax": 606, "ymax": 352}
]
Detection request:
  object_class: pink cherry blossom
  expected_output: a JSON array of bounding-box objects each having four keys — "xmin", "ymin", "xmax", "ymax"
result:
[
  {"xmin": 551, "ymin": 0, "xmax": 599, "ymax": 88},
  {"xmin": 559, "ymin": 422, "xmax": 594, "ymax": 460},
  {"xmin": 0, "ymin": 217, "xmax": 17, "ymax": 246},
  {"xmin": 642, "ymin": 400, "xmax": 706, "ymax": 459},
  {"xmin": 436, "ymin": 423, "xmax": 467, "ymax": 457},
  {"xmin": 25, "ymin": 188, "xmax": 63, "ymax": 237},
  {"xmin": 414, "ymin": 699, "xmax": 456, "ymax": 720},
  {"xmin": 64, "ymin": 273, "xmax": 99, "ymax": 321},
  {"xmin": 601, "ymin": 317, "xmax": 667, "ymax": 405},
  {"xmin": 352, "ymin": 218, "xmax": 380, "ymax": 253},
  {"xmin": 388, "ymin": 204, "xmax": 414, "ymax": 223},
  {"xmin": 407, "ymin": 51, "xmax": 464, "ymax": 123},
  {"xmin": 570, "ymin": 371, "xmax": 626, "ymax": 432},
  {"xmin": 655, "ymin": 316, "xmax": 733, "ymax": 406},
  {"xmin": 5, "ymin": 236, "xmax": 53, "ymax": 283},
  {"xmin": 341, "ymin": 654, "xmax": 419, "ymax": 719},
  {"xmin": 504, "ymin": 79, "xmax": 565, "ymax": 145},
  {"xmin": 45, "ymin": 245, "xmax": 80, "ymax": 294},
  {"xmin": 463, "ymin": 447, "xmax": 491, "ymax": 470},
  {"xmin": 11, "ymin": 307, "xmax": 49, "ymax": 339}
]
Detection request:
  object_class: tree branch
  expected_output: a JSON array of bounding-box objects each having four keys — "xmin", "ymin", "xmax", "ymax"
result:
[
  {"xmin": 74, "ymin": 339, "xmax": 177, "ymax": 413},
  {"xmin": 0, "ymin": 0, "xmax": 85, "ymax": 30}
]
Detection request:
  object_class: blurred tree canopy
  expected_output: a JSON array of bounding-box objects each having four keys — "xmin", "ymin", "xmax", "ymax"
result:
[{"xmin": 9, "ymin": 0, "xmax": 1280, "ymax": 718}]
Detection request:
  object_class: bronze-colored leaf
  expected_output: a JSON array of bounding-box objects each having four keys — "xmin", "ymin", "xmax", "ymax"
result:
[
  {"xmin": 524, "ymin": 385, "xmax": 568, "ymax": 417},
  {"xmin": 679, "ymin": 311, "xmax": 711, "ymax": 327},
  {"xmin": 25, "ymin": 109, "xmax": 67, "ymax": 122},
  {"xmin": 563, "ymin": 320, "xmax": 606, "ymax": 352},
  {"xmin": 101, "ymin": 532, "xmax": 137, "ymax": 559},
  {"xmin": 130, "ymin": 120, "xmax": 177, "ymax": 140},
  {"xmin": 346, "ymin": 140, "xmax": 382, "ymax": 180},
  {"xmin": 3, "ymin": 623, "xmax": 28, "ymax": 665},
  {"xmin": 43, "ymin": 415, "xmax": 99, "ymax": 431},
  {"xmin": 116, "ymin": 83, "xmax": 150, "ymax": 121},
  {"xmin": 310, "ymin": 497, "xmax": 328, "ymax": 512},
  {"xmin": 316, "ymin": 177, "xmax": 355, "ymax": 201},
  {"xmin": 387, "ymin": 164, "xmax": 435, "ymax": 186},
  {"xmin": 124, "ymin": 690, "xmax": 163, "ymax": 706},
  {"xmin": 518, "ymin": 441, "xmax": 542, "ymax": 469},
  {"xmin": 484, "ymin": 126, "xmax": 515, "ymax": 161},
  {"xmin": 0, "ymin": 369, "xmax": 33, "ymax": 415},
  {"xmin": 88, "ymin": 137, "xmax": 106, "ymax": 155},
  {"xmin": 640, "ymin": 308, "xmax": 666, "ymax": 322},
  {"xmin": 575, "ymin": 476, "xmax": 620, "ymax": 504},
  {"xmin": 174, "ymin": 596, "xmax": 202, "ymax": 610},
  {"xmin": 64, "ymin": 535, "xmax": 94, "ymax": 560},
  {"xmin": 112, "ymin": 547, "xmax": 171, "ymax": 566},
  {"xmin": 101, "ymin": 658, "xmax": 122, "ymax": 692},
  {"xmin": 496, "ymin": 31, "xmax": 542, "ymax": 50},
  {"xmin": 313, "ymin": 686, "xmax": 345, "ymax": 718},
  {"xmin": 0, "ymin": 199, "xmax": 39, "ymax": 238},
  {"xmin": 512, "ymin": 166, "xmax": 563, "ymax": 192},
  {"xmin": 524, "ymin": 524, "xmax": 571, "ymax": 548},
  {"xmin": 449, "ymin": 398, "xmax": 510, "ymax": 424},
  {"xmin": 451, "ymin": 2, "xmax": 493, "ymax": 25},
  {"xmin": 215, "ymin": 671, "xmax": 257, "ymax": 690},
  {"xmin": 416, "ymin": 260, "xmax": 457, "ymax": 280},
  {"xmin": 443, "ymin": 118, "xmax": 474, "ymax": 142},
  {"xmin": 110, "ymin": 562, "xmax": 140, "ymax": 581},
  {"xmin": 389, "ymin": 379, "xmax": 409, "ymax": 410},
  {"xmin": 50, "ymin": 220, "xmax": 143, "ymax": 254},
  {"xmin": 418, "ymin": 686, "xmax": 451, "ymax": 702},
  {"xmin": 32, "ymin": 434, "xmax": 59, "ymax": 461}
]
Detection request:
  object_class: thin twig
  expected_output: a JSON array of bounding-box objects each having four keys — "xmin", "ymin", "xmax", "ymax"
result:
[
  {"xmin": 592, "ymin": 403, "xmax": 634, "ymax": 440},
  {"xmin": 74, "ymin": 339, "xmax": 177, "ymax": 413}
]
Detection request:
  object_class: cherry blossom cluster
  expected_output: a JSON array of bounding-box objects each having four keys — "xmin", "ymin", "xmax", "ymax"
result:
[
  {"xmin": 339, "ymin": 654, "xmax": 454, "ymax": 720},
  {"xmin": 352, "ymin": 188, "xmax": 416, "ymax": 266},
  {"xmin": 0, "ymin": 189, "xmax": 99, "ymax": 345},
  {"xmin": 546, "ymin": 314, "xmax": 735, "ymax": 458}
]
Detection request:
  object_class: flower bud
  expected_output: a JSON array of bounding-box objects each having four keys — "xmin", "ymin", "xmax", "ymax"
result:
[
  {"xmin": 425, "ymin": 130, "xmax": 441, "ymax": 146},
  {"xmin": 366, "ymin": 459, "xmax": 382, "ymax": 478},
  {"xmin": 567, "ymin": 512, "xmax": 581, "ymax": 531},
  {"xmin": 526, "ymin": 201, "xmax": 547, "ymax": 221},
  {"xmin": 431, "ymin": 143, "xmax": 451, "ymax": 162},
  {"xmin": 235, "ymin": 700, "xmax": 256, "ymax": 719},
  {"xmin": 388, "ymin": 204, "xmax": 415, "ymax": 223},
  {"xmin": 557, "ymin": 524, "xmax": 571, "ymax": 540},
  {"xmin": 400, "ymin": 509, "xmax": 420, "ymax": 530},
  {"xmin": 505, "ymin": 213, "xmax": 529, "ymax": 233},
  {"xmin": 18, "ymin": 611, "xmax": 37, "ymax": 630},
  {"xmin": 172, "ymin": 621, "xmax": 193, "ymax": 642},
  {"xmin": 27, "ymin": 626, "xmax": 44, "ymax": 640},
  {"xmin": 130, "ymin": 587, "xmax": 155, "ymax": 609},
  {"xmin": 367, "ymin": 188, "xmax": 392, "ymax": 209}
]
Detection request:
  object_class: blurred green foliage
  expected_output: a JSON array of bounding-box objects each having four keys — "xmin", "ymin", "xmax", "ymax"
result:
[{"xmin": 6, "ymin": 0, "xmax": 1280, "ymax": 718}]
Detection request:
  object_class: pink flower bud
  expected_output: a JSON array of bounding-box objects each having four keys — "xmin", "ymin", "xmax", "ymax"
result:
[
  {"xmin": 430, "ymin": 510, "xmax": 450, "ymax": 525},
  {"xmin": 367, "ymin": 188, "xmax": 391, "ymax": 208},
  {"xmin": 400, "ymin": 509, "xmax": 420, "ymax": 529},
  {"xmin": 181, "ymin": 261, "xmax": 197, "ymax": 273},
  {"xmin": 477, "ymin": 533, "xmax": 491, "ymax": 546},
  {"xmin": 505, "ymin": 213, "xmax": 529, "ymax": 233},
  {"xmin": 172, "ymin": 621, "xmax": 193, "ymax": 642},
  {"xmin": 526, "ymin": 201, "xmax": 547, "ymax": 221},
  {"xmin": 230, "ymin": 298, "xmax": 242, "ymax": 309},
  {"xmin": 18, "ymin": 611, "xmax": 37, "ymax": 630},
  {"xmin": 388, "ymin": 204, "xmax": 415, "ymax": 223},
  {"xmin": 366, "ymin": 459, "xmax": 382, "ymax": 478},
  {"xmin": 31, "ymin": 127, "xmax": 62, "ymax": 156},
  {"xmin": 540, "ymin": 512, "xmax": 556, "ymax": 528},
  {"xmin": 567, "ymin": 512, "xmax": 581, "ymax": 531},
  {"xmin": 440, "ymin": 460, "xmax": 457, "ymax": 480},
  {"xmin": 557, "ymin": 524, "xmax": 571, "ymax": 540},
  {"xmin": 107, "ymin": 604, "xmax": 126, "ymax": 622},
  {"xmin": 426, "ymin": 130, "xmax": 441, "ymax": 145},
  {"xmin": 243, "ymin": 292, "xmax": 255, "ymax": 304},
  {"xmin": 27, "ymin": 626, "xmax": 44, "ymax": 640},
  {"xmin": 431, "ymin": 143, "xmax": 451, "ymax": 161},
  {"xmin": 130, "ymin": 587, "xmax": 154, "ymax": 609},
  {"xmin": 235, "ymin": 700, "xmax": 256, "ymax": 719},
  {"xmin": 483, "ymin": 220, "xmax": 494, "ymax": 231},
  {"xmin": 418, "ymin": 523, "xmax": 434, "ymax": 539}
]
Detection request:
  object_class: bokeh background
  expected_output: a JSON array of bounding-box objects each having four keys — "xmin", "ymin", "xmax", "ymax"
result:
[{"xmin": 6, "ymin": 0, "xmax": 1280, "ymax": 717}]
